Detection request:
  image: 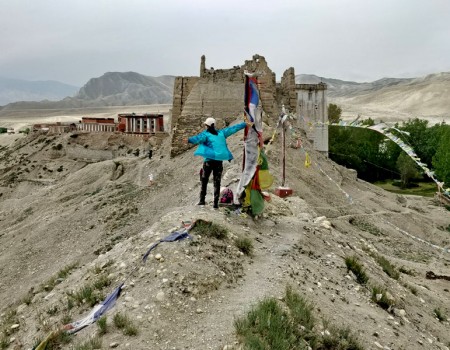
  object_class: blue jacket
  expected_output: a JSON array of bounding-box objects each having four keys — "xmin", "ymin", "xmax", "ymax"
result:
[{"xmin": 188, "ymin": 122, "xmax": 246, "ymax": 161}]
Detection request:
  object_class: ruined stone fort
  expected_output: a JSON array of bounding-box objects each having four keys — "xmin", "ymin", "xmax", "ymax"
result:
[{"xmin": 170, "ymin": 54, "xmax": 328, "ymax": 157}]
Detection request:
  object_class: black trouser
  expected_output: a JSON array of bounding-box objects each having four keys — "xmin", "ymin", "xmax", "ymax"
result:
[{"xmin": 200, "ymin": 160, "xmax": 223, "ymax": 206}]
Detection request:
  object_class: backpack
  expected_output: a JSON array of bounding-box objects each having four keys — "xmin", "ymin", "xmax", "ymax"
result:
[{"xmin": 220, "ymin": 188, "xmax": 234, "ymax": 203}]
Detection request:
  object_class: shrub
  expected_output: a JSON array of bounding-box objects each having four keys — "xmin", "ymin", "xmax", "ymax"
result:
[
  {"xmin": 44, "ymin": 330, "xmax": 73, "ymax": 349},
  {"xmin": 234, "ymin": 237, "xmax": 253, "ymax": 256},
  {"xmin": 235, "ymin": 298, "xmax": 298, "ymax": 349},
  {"xmin": 399, "ymin": 266, "xmax": 415, "ymax": 276},
  {"xmin": 123, "ymin": 323, "xmax": 139, "ymax": 336},
  {"xmin": 345, "ymin": 256, "xmax": 369, "ymax": 285},
  {"xmin": 46, "ymin": 305, "xmax": 58, "ymax": 315},
  {"xmin": 61, "ymin": 313, "xmax": 72, "ymax": 325},
  {"xmin": 73, "ymin": 336, "xmax": 102, "ymax": 350},
  {"xmin": 0, "ymin": 336, "xmax": 8, "ymax": 350},
  {"xmin": 434, "ymin": 308, "xmax": 447, "ymax": 322},
  {"xmin": 371, "ymin": 286, "xmax": 395, "ymax": 310},
  {"xmin": 285, "ymin": 286, "xmax": 315, "ymax": 333},
  {"xmin": 320, "ymin": 322, "xmax": 364, "ymax": 350},
  {"xmin": 40, "ymin": 276, "xmax": 56, "ymax": 292},
  {"xmin": 57, "ymin": 262, "xmax": 78, "ymax": 280},
  {"xmin": 234, "ymin": 287, "xmax": 364, "ymax": 349},
  {"xmin": 71, "ymin": 286, "xmax": 101, "ymax": 307},
  {"xmin": 97, "ymin": 316, "xmax": 108, "ymax": 335},
  {"xmin": 113, "ymin": 312, "xmax": 138, "ymax": 336},
  {"xmin": 191, "ymin": 220, "xmax": 228, "ymax": 240},
  {"xmin": 67, "ymin": 298, "xmax": 74, "ymax": 310},
  {"xmin": 374, "ymin": 255, "xmax": 400, "ymax": 280},
  {"xmin": 405, "ymin": 283, "xmax": 418, "ymax": 295},
  {"xmin": 93, "ymin": 275, "xmax": 111, "ymax": 290},
  {"xmin": 113, "ymin": 312, "xmax": 128, "ymax": 329}
]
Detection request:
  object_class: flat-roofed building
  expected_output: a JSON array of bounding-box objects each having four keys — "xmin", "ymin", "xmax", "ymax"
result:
[
  {"xmin": 79, "ymin": 117, "xmax": 116, "ymax": 132},
  {"xmin": 117, "ymin": 113, "xmax": 164, "ymax": 134}
]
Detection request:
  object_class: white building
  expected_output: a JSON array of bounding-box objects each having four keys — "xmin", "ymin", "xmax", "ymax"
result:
[{"xmin": 296, "ymin": 82, "xmax": 328, "ymax": 154}]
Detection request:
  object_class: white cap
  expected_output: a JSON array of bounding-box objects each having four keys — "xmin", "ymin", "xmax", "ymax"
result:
[{"xmin": 204, "ymin": 117, "xmax": 215, "ymax": 127}]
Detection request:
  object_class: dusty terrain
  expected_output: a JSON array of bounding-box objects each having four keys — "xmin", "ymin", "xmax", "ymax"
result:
[{"xmin": 0, "ymin": 107, "xmax": 449, "ymax": 350}]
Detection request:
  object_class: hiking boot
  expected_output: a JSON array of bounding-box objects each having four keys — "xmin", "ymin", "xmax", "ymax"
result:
[
  {"xmin": 197, "ymin": 201, "xmax": 206, "ymax": 206},
  {"xmin": 213, "ymin": 202, "xmax": 219, "ymax": 209}
]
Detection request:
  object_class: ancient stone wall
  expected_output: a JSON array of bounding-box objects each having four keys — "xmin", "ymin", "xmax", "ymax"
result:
[
  {"xmin": 170, "ymin": 114, "xmax": 206, "ymax": 157},
  {"xmin": 171, "ymin": 76, "xmax": 200, "ymax": 129},
  {"xmin": 201, "ymin": 66, "xmax": 245, "ymax": 83},
  {"xmin": 170, "ymin": 54, "xmax": 285, "ymax": 157},
  {"xmin": 279, "ymin": 67, "xmax": 298, "ymax": 114},
  {"xmin": 242, "ymin": 55, "xmax": 277, "ymax": 119},
  {"xmin": 171, "ymin": 81, "xmax": 245, "ymax": 157}
]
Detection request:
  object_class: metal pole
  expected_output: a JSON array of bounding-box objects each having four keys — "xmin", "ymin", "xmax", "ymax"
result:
[{"xmin": 282, "ymin": 121, "xmax": 286, "ymax": 187}]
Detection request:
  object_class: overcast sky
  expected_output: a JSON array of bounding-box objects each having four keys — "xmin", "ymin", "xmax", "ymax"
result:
[{"xmin": 1, "ymin": 0, "xmax": 450, "ymax": 87}]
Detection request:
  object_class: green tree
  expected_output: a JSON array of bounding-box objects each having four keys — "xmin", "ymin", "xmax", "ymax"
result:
[
  {"xmin": 396, "ymin": 152, "xmax": 419, "ymax": 188},
  {"xmin": 329, "ymin": 125, "xmax": 391, "ymax": 182},
  {"xmin": 399, "ymin": 118, "xmax": 431, "ymax": 164},
  {"xmin": 361, "ymin": 117, "xmax": 375, "ymax": 126},
  {"xmin": 328, "ymin": 103, "xmax": 342, "ymax": 123},
  {"xmin": 432, "ymin": 125, "xmax": 450, "ymax": 186}
]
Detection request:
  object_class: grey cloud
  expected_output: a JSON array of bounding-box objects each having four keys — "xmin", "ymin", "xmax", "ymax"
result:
[{"xmin": 1, "ymin": 0, "xmax": 449, "ymax": 85}]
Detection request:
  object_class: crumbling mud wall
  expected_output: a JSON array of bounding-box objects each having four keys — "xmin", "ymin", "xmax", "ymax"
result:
[
  {"xmin": 171, "ymin": 76, "xmax": 199, "ymax": 130},
  {"xmin": 170, "ymin": 54, "xmax": 299, "ymax": 157},
  {"xmin": 279, "ymin": 67, "xmax": 298, "ymax": 113}
]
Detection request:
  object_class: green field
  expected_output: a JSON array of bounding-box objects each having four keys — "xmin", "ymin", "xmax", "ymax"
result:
[{"xmin": 374, "ymin": 180, "xmax": 438, "ymax": 197}]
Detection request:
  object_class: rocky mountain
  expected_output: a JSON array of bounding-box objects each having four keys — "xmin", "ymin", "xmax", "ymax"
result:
[
  {"xmin": 75, "ymin": 72, "xmax": 174, "ymax": 105},
  {"xmin": 0, "ymin": 77, "xmax": 79, "ymax": 106},
  {"xmin": 0, "ymin": 73, "xmax": 175, "ymax": 110},
  {"xmin": 0, "ymin": 121, "xmax": 449, "ymax": 349}
]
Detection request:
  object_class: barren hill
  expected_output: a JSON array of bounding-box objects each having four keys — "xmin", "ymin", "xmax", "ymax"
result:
[
  {"xmin": 0, "ymin": 121, "xmax": 449, "ymax": 349},
  {"xmin": 75, "ymin": 72, "xmax": 175, "ymax": 105},
  {"xmin": 297, "ymin": 73, "xmax": 450, "ymax": 123},
  {"xmin": 1, "ymin": 73, "xmax": 175, "ymax": 110},
  {"xmin": 0, "ymin": 78, "xmax": 79, "ymax": 106}
]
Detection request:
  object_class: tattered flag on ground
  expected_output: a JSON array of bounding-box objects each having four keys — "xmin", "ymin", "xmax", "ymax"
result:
[{"xmin": 33, "ymin": 221, "xmax": 195, "ymax": 349}]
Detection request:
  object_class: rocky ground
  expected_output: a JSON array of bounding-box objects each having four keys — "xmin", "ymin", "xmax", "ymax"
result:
[{"xmin": 0, "ymin": 109, "xmax": 449, "ymax": 350}]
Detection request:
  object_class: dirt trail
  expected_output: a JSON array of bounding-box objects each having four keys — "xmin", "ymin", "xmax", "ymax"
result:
[{"xmin": 171, "ymin": 218, "xmax": 304, "ymax": 349}]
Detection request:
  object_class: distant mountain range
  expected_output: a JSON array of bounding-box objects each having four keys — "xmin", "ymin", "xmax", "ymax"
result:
[
  {"xmin": 1, "ymin": 71, "xmax": 449, "ymax": 122},
  {"xmin": 0, "ymin": 77, "xmax": 79, "ymax": 106},
  {"xmin": 296, "ymin": 74, "xmax": 414, "ymax": 97},
  {"xmin": 296, "ymin": 73, "xmax": 450, "ymax": 121},
  {"xmin": 0, "ymin": 72, "xmax": 175, "ymax": 110}
]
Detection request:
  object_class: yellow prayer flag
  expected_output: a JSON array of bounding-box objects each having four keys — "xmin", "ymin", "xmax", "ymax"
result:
[{"xmin": 305, "ymin": 152, "xmax": 311, "ymax": 168}]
